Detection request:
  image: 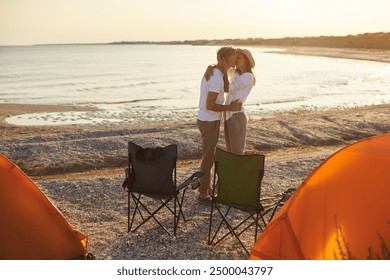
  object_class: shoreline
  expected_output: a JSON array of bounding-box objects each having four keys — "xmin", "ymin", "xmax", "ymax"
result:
[
  {"xmin": 270, "ymin": 46, "xmax": 390, "ymax": 64},
  {"xmin": 0, "ymin": 103, "xmax": 98, "ymax": 126}
]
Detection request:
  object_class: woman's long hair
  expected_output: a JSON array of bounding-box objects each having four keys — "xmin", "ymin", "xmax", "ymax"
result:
[{"xmin": 237, "ymin": 55, "xmax": 256, "ymax": 85}]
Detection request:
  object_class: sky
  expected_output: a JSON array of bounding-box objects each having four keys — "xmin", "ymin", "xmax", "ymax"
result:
[{"xmin": 1, "ymin": 0, "xmax": 390, "ymax": 46}]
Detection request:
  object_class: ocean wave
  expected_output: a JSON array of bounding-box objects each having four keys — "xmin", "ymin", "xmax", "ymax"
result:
[
  {"xmin": 260, "ymin": 96, "xmax": 308, "ymax": 105},
  {"xmin": 86, "ymin": 98, "xmax": 170, "ymax": 105},
  {"xmin": 73, "ymin": 80, "xmax": 168, "ymax": 92}
]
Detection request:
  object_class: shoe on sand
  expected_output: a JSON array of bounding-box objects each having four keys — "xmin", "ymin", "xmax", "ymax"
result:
[{"xmin": 196, "ymin": 195, "xmax": 212, "ymax": 206}]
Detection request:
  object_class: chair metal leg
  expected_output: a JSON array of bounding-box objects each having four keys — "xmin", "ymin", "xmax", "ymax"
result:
[
  {"xmin": 255, "ymin": 212, "xmax": 259, "ymax": 242},
  {"xmin": 209, "ymin": 206, "xmax": 267, "ymax": 255},
  {"xmin": 127, "ymin": 191, "xmax": 131, "ymax": 232},
  {"xmin": 178, "ymin": 189, "xmax": 187, "ymax": 222},
  {"xmin": 213, "ymin": 209, "xmax": 253, "ymax": 245},
  {"xmin": 129, "ymin": 193, "xmax": 144, "ymax": 233},
  {"xmin": 133, "ymin": 198, "xmax": 173, "ymax": 236},
  {"xmin": 209, "ymin": 206, "xmax": 232, "ymax": 245},
  {"xmin": 208, "ymin": 199, "xmax": 215, "ymax": 245},
  {"xmin": 215, "ymin": 207, "xmax": 250, "ymax": 255},
  {"xmin": 173, "ymin": 195, "xmax": 177, "ymax": 236}
]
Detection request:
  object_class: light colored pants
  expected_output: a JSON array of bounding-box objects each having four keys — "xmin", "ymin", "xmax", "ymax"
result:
[
  {"xmin": 224, "ymin": 112, "xmax": 247, "ymax": 155},
  {"xmin": 197, "ymin": 119, "xmax": 220, "ymax": 197}
]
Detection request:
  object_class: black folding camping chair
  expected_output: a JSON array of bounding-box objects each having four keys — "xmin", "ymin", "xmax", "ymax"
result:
[{"xmin": 122, "ymin": 141, "xmax": 203, "ymax": 236}]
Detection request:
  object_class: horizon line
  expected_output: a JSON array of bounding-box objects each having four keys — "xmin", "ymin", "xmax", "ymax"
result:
[{"xmin": 1, "ymin": 31, "xmax": 389, "ymax": 47}]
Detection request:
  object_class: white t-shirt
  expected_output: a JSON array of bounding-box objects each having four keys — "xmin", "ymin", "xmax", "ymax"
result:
[
  {"xmin": 225, "ymin": 71, "xmax": 254, "ymax": 120},
  {"xmin": 197, "ymin": 68, "xmax": 225, "ymax": 122}
]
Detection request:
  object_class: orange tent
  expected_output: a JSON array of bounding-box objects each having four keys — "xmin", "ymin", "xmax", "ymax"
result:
[
  {"xmin": 250, "ymin": 134, "xmax": 390, "ymax": 260},
  {"xmin": 0, "ymin": 154, "xmax": 89, "ymax": 260}
]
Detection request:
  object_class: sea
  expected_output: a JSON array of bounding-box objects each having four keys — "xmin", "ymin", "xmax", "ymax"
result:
[{"xmin": 1, "ymin": 44, "xmax": 389, "ymax": 126}]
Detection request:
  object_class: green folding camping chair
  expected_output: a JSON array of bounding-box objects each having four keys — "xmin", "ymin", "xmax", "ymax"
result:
[
  {"xmin": 122, "ymin": 141, "xmax": 204, "ymax": 236},
  {"xmin": 208, "ymin": 148, "xmax": 271, "ymax": 254}
]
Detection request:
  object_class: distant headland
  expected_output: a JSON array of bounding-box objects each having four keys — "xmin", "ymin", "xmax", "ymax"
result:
[{"xmin": 110, "ymin": 32, "xmax": 390, "ymax": 50}]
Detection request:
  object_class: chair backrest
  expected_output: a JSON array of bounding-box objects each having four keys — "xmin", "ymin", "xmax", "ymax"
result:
[
  {"xmin": 128, "ymin": 142, "xmax": 177, "ymax": 197},
  {"xmin": 215, "ymin": 148, "xmax": 265, "ymax": 212}
]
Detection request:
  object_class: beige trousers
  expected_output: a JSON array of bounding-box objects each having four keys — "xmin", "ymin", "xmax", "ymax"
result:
[
  {"xmin": 197, "ymin": 119, "xmax": 220, "ymax": 197},
  {"xmin": 224, "ymin": 112, "xmax": 247, "ymax": 155}
]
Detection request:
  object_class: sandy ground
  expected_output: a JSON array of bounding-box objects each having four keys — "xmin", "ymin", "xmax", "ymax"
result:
[{"xmin": 1, "ymin": 47, "xmax": 389, "ymax": 260}]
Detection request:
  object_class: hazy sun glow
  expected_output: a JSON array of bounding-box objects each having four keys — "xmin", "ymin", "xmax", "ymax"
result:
[
  {"xmin": 272, "ymin": 0, "xmax": 306, "ymax": 11},
  {"xmin": 0, "ymin": 0, "xmax": 389, "ymax": 45}
]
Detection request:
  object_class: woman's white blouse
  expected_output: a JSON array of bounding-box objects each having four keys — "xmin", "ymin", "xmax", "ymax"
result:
[{"xmin": 225, "ymin": 71, "xmax": 254, "ymax": 120}]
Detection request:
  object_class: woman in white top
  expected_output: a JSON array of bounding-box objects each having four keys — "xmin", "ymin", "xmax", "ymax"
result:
[{"xmin": 224, "ymin": 48, "xmax": 256, "ymax": 155}]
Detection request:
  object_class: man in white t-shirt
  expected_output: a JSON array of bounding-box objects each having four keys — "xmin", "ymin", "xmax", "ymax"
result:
[{"xmin": 196, "ymin": 46, "xmax": 242, "ymax": 205}]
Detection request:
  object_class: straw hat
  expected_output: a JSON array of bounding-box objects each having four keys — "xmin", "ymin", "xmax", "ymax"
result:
[{"xmin": 236, "ymin": 48, "xmax": 255, "ymax": 68}]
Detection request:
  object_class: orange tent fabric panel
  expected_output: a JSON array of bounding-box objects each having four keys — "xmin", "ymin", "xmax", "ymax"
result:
[
  {"xmin": 0, "ymin": 154, "xmax": 88, "ymax": 260},
  {"xmin": 250, "ymin": 134, "xmax": 390, "ymax": 260}
]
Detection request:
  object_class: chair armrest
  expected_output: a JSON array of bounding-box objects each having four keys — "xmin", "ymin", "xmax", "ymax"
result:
[
  {"xmin": 122, "ymin": 168, "xmax": 133, "ymax": 190},
  {"xmin": 260, "ymin": 187, "xmax": 296, "ymax": 202},
  {"xmin": 176, "ymin": 171, "xmax": 205, "ymax": 192},
  {"xmin": 261, "ymin": 187, "xmax": 297, "ymax": 222}
]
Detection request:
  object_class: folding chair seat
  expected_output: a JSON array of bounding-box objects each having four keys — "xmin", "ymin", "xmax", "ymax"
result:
[
  {"xmin": 122, "ymin": 141, "xmax": 203, "ymax": 236},
  {"xmin": 208, "ymin": 148, "xmax": 271, "ymax": 255}
]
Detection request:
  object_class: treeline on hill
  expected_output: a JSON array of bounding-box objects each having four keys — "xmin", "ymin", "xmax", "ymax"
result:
[{"xmin": 111, "ymin": 32, "xmax": 390, "ymax": 50}]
